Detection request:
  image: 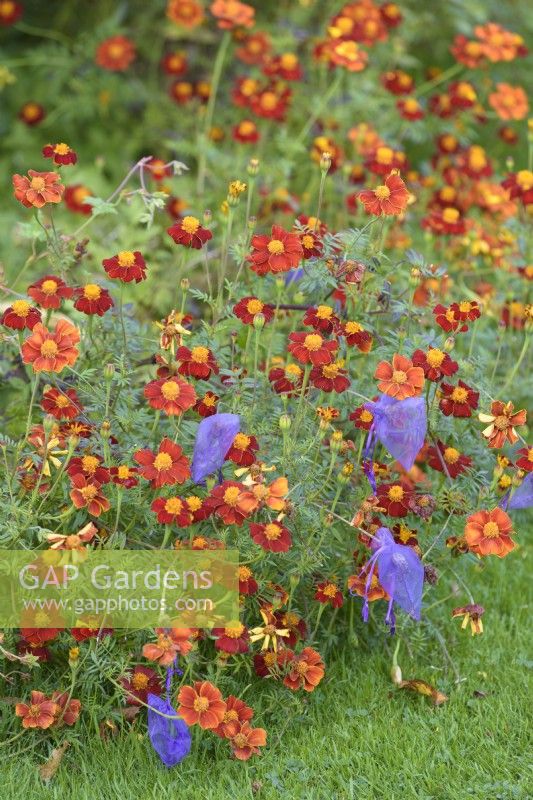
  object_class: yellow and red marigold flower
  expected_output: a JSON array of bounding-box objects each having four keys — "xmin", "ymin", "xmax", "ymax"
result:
[
  {"xmin": 167, "ymin": 216, "xmax": 212, "ymax": 249},
  {"xmin": 232, "ymin": 119, "xmax": 260, "ymax": 144},
  {"xmin": 213, "ymin": 695, "xmax": 254, "ymax": 738},
  {"xmin": 22, "ymin": 320, "xmax": 80, "ymax": 373},
  {"xmin": 41, "ymin": 387, "xmax": 81, "ymax": 420},
  {"xmin": 288, "ymin": 331, "xmax": 338, "ymax": 366},
  {"xmin": 329, "ymin": 39, "xmax": 368, "ymax": 72},
  {"xmin": 283, "ymin": 647, "xmax": 325, "ymax": 693},
  {"xmin": 452, "ymin": 604, "xmax": 485, "ymax": 636},
  {"xmin": 15, "ymin": 691, "xmax": 58, "ymax": 730},
  {"xmin": 310, "ymin": 360, "xmax": 350, "ymax": 393},
  {"xmin": 1, "ymin": 299, "xmax": 41, "ymax": 330},
  {"xmin": 233, "ymin": 296, "xmax": 274, "ymax": 326},
  {"xmin": 298, "ymin": 229, "xmax": 323, "ymax": 259},
  {"xmin": 236, "ymin": 31, "xmax": 271, "ymax": 65},
  {"xmin": 226, "ymin": 433, "xmax": 259, "ymax": 467},
  {"xmin": 134, "ymin": 438, "xmax": 190, "ymax": 488},
  {"xmin": 516, "ymin": 446, "xmax": 533, "ymax": 473},
  {"xmin": 28, "ymin": 274, "xmax": 73, "ymax": 309},
  {"xmin": 374, "ymin": 353, "xmax": 424, "ymax": 400},
  {"xmin": 120, "ymin": 665, "xmax": 162, "ymax": 705},
  {"xmin": 502, "ymin": 171, "xmax": 533, "ymax": 206},
  {"xmin": 376, "ymin": 482, "xmax": 413, "ymax": 517},
  {"xmin": 69, "ymin": 475, "xmax": 110, "ymax": 517},
  {"xmin": 67, "ymin": 454, "xmax": 110, "ymax": 484},
  {"xmin": 412, "ymin": 347, "xmax": 458, "ymax": 381},
  {"xmin": 238, "ymin": 565, "xmax": 258, "ymax": 595},
  {"xmin": 249, "ymin": 85, "xmax": 291, "ymax": 121},
  {"xmin": 51, "ymin": 691, "xmax": 82, "ymax": 726},
  {"xmin": 268, "ymin": 363, "xmax": 303, "ymax": 396},
  {"xmin": 95, "ymin": 35, "xmax": 136, "ymax": 71},
  {"xmin": 166, "ymin": 0, "xmax": 204, "ymax": 28},
  {"xmin": 432, "ymin": 303, "xmax": 469, "ymax": 334},
  {"xmin": 348, "ymin": 562, "xmax": 389, "ymax": 602},
  {"xmin": 176, "ymin": 345, "xmax": 219, "ymax": 380},
  {"xmin": 13, "ymin": 170, "xmax": 64, "ymax": 209},
  {"xmin": 365, "ymin": 145, "xmax": 406, "ymax": 176},
  {"xmin": 64, "ymin": 184, "xmax": 93, "ymax": 214},
  {"xmin": 427, "ymin": 440, "xmax": 472, "ymax": 479},
  {"xmin": 422, "ymin": 206, "xmax": 466, "ymax": 235},
  {"xmin": 358, "ymin": 172, "xmax": 409, "ymax": 216},
  {"xmin": 151, "ymin": 496, "xmax": 192, "ymax": 526},
  {"xmin": 479, "ymin": 401, "xmax": 527, "ymax": 448},
  {"xmin": 457, "ymin": 145, "xmax": 492, "ymax": 180},
  {"xmin": 42, "ymin": 142, "xmax": 77, "ymax": 166},
  {"xmin": 143, "ymin": 628, "xmax": 193, "ymax": 666},
  {"xmin": 450, "ymin": 35, "xmax": 485, "ymax": 68},
  {"xmin": 177, "ymin": 681, "xmax": 227, "ymax": 729},
  {"xmin": 102, "ymin": 250, "xmax": 147, "ymax": 283},
  {"xmin": 206, "ymin": 481, "xmax": 258, "ymax": 525},
  {"xmin": 381, "ymin": 70, "xmax": 413, "ymax": 95},
  {"xmin": 340, "ymin": 321, "xmax": 373, "ymax": 352},
  {"xmin": 18, "ymin": 102, "xmax": 46, "ymax": 126},
  {"xmin": 0, "ymin": 0, "xmax": 23, "ymax": 26},
  {"xmin": 315, "ymin": 580, "xmax": 343, "ymax": 608},
  {"xmin": 210, "ymin": 0, "xmax": 254, "ymax": 29},
  {"xmin": 169, "ymin": 80, "xmax": 193, "ymax": 104},
  {"xmin": 249, "ymin": 224, "xmax": 303, "ymax": 276},
  {"xmin": 73, "ymin": 283, "xmax": 114, "ymax": 316},
  {"xmin": 349, "ymin": 404, "xmax": 374, "ymax": 430},
  {"xmin": 249, "ymin": 520, "xmax": 292, "ymax": 553},
  {"xmin": 263, "ymin": 52, "xmax": 303, "ymax": 82},
  {"xmin": 110, "ymin": 464, "xmax": 139, "ymax": 488},
  {"xmin": 160, "ymin": 51, "xmax": 187, "ymax": 76},
  {"xmin": 228, "ymin": 722, "xmax": 267, "ymax": 760},
  {"xmin": 47, "ymin": 522, "xmax": 97, "ymax": 553},
  {"xmin": 397, "ymin": 97, "xmax": 424, "ymax": 121},
  {"xmin": 247, "ymin": 476, "xmax": 288, "ymax": 511},
  {"xmin": 195, "ymin": 390, "xmax": 219, "ymax": 417},
  {"xmin": 303, "ymin": 305, "xmax": 339, "ymax": 335},
  {"xmin": 212, "ymin": 622, "xmax": 250, "ymax": 654},
  {"xmin": 439, "ymin": 380, "xmax": 479, "ymax": 418},
  {"xmin": 464, "ymin": 507, "xmax": 516, "ymax": 558}
]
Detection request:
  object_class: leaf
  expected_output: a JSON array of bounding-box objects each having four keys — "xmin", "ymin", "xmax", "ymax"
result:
[
  {"xmin": 398, "ymin": 679, "xmax": 448, "ymax": 706},
  {"xmin": 39, "ymin": 741, "xmax": 69, "ymax": 783}
]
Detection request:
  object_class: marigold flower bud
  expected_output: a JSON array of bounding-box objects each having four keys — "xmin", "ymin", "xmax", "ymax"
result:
[
  {"xmin": 103, "ymin": 363, "xmax": 115, "ymax": 381},
  {"xmin": 253, "ymin": 312, "xmax": 265, "ymax": 330},
  {"xmin": 320, "ymin": 151, "xmax": 332, "ymax": 173},
  {"xmin": 180, "ymin": 277, "xmax": 190, "ymax": 291},
  {"xmin": 247, "ymin": 158, "xmax": 260, "ymax": 177},
  {"xmin": 100, "ymin": 420, "xmax": 111, "ymax": 438},
  {"xmin": 330, "ymin": 430, "xmax": 343, "ymax": 452},
  {"xmin": 409, "ymin": 267, "xmax": 421, "ymax": 284},
  {"xmin": 279, "ymin": 414, "xmax": 291, "ymax": 431},
  {"xmin": 443, "ymin": 336, "xmax": 455, "ymax": 352},
  {"xmin": 247, "ymin": 215, "xmax": 257, "ymax": 231},
  {"xmin": 289, "ymin": 573, "xmax": 300, "ymax": 589},
  {"xmin": 203, "ymin": 209, "xmax": 212, "ymax": 225},
  {"xmin": 42, "ymin": 414, "xmax": 55, "ymax": 435},
  {"xmin": 69, "ymin": 647, "xmax": 80, "ymax": 666}
]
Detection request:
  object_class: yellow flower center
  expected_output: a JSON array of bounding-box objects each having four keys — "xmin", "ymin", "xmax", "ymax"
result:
[
  {"xmin": 132, "ymin": 673, "xmax": 149, "ymax": 690},
  {"xmin": 165, "ymin": 497, "xmax": 183, "ymax": 514},
  {"xmin": 224, "ymin": 621, "xmax": 245, "ymax": 638},
  {"xmin": 468, "ymin": 146, "xmax": 486, "ymax": 169},
  {"xmin": 82, "ymin": 455, "xmax": 99, "ymax": 474},
  {"xmin": 40, "ymin": 340, "xmax": 58, "ymax": 357},
  {"xmin": 444, "ymin": 447, "xmax": 460, "ymax": 464},
  {"xmin": 12, "ymin": 300, "xmax": 30, "ymax": 317},
  {"xmin": 494, "ymin": 415, "xmax": 510, "ymax": 431},
  {"xmin": 280, "ymin": 53, "xmax": 297, "ymax": 68},
  {"xmin": 267, "ymin": 239, "xmax": 285, "ymax": 255},
  {"xmin": 203, "ymin": 394, "xmax": 216, "ymax": 407},
  {"xmin": 154, "ymin": 453, "xmax": 173, "ymax": 471},
  {"xmin": 233, "ymin": 433, "xmax": 251, "ymax": 450},
  {"xmin": 83, "ymin": 283, "xmax": 101, "ymax": 300},
  {"xmin": 303, "ymin": 333, "xmax": 323, "ymax": 351},
  {"xmin": 388, "ymin": 485, "xmax": 404, "ymax": 501},
  {"xmin": 191, "ymin": 346, "xmax": 209, "ymax": 363},
  {"xmin": 516, "ymin": 170, "xmax": 533, "ymax": 190},
  {"xmin": 53, "ymin": 143, "xmax": 70, "ymax": 155},
  {"xmin": 345, "ymin": 321, "xmax": 363, "ymax": 334},
  {"xmin": 55, "ymin": 394, "xmax": 70, "ymax": 408},
  {"xmin": 322, "ymin": 583, "xmax": 338, "ymax": 598},
  {"xmin": 296, "ymin": 661, "xmax": 309, "ymax": 675},
  {"xmin": 223, "ymin": 709, "xmax": 239, "ymax": 723},
  {"xmin": 161, "ymin": 380, "xmax": 180, "ymax": 400},
  {"xmin": 246, "ymin": 299, "xmax": 263, "ymax": 315},
  {"xmin": 483, "ymin": 521, "xmax": 500, "ymax": 538},
  {"xmin": 322, "ymin": 363, "xmax": 340, "ymax": 379},
  {"xmin": 117, "ymin": 251, "xmax": 136, "ymax": 267},
  {"xmin": 80, "ymin": 485, "xmax": 98, "ymax": 501},
  {"xmin": 193, "ymin": 697, "xmax": 210, "ymax": 713},
  {"xmin": 117, "ymin": 465, "xmax": 131, "ymax": 479},
  {"xmin": 392, "ymin": 370, "xmax": 407, "ymax": 384},
  {"xmin": 426, "ymin": 348, "xmax": 445, "ymax": 367},
  {"xmin": 285, "ymin": 363, "xmax": 302, "ymax": 377},
  {"xmin": 403, "ymin": 99, "xmax": 419, "ymax": 113},
  {"xmin": 459, "ymin": 301, "xmax": 473, "ymax": 313},
  {"xmin": 376, "ymin": 146, "xmax": 393, "ymax": 165},
  {"xmin": 316, "ymin": 305, "xmax": 333, "ymax": 319},
  {"xmin": 41, "ymin": 279, "xmax": 58, "ymax": 294},
  {"xmin": 302, "ymin": 234, "xmax": 315, "ymax": 249},
  {"xmin": 260, "ymin": 91, "xmax": 277, "ymax": 110},
  {"xmin": 181, "ymin": 216, "xmax": 200, "ymax": 234},
  {"xmin": 335, "ymin": 40, "xmax": 360, "ymax": 60},
  {"xmin": 30, "ymin": 176, "xmax": 46, "ymax": 191},
  {"xmin": 238, "ymin": 566, "xmax": 252, "ymax": 580},
  {"xmin": 186, "ymin": 495, "xmax": 202, "ymax": 511},
  {"xmin": 360, "ymin": 409, "xmax": 373, "ymax": 423},
  {"xmin": 442, "ymin": 207, "xmax": 459, "ymax": 224},
  {"xmin": 264, "ymin": 523, "xmax": 282, "ymax": 540},
  {"xmin": 233, "ymin": 733, "xmax": 247, "ymax": 748},
  {"xmin": 223, "ymin": 487, "xmax": 240, "ymax": 506},
  {"xmin": 451, "ymin": 387, "xmax": 468, "ymax": 402},
  {"xmin": 374, "ymin": 184, "xmax": 391, "ymax": 200},
  {"xmin": 238, "ymin": 120, "xmax": 255, "ymax": 135}
]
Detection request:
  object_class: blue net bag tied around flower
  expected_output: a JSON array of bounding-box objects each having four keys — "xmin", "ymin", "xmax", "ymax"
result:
[
  {"xmin": 364, "ymin": 394, "xmax": 427, "ymax": 472},
  {"xmin": 500, "ymin": 473, "xmax": 533, "ymax": 511},
  {"xmin": 191, "ymin": 412, "xmax": 240, "ymax": 484},
  {"xmin": 147, "ymin": 661, "xmax": 191, "ymax": 767},
  {"xmin": 353, "ymin": 527, "xmax": 424, "ymax": 634}
]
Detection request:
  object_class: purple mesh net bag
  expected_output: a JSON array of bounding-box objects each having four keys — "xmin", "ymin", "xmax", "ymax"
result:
[
  {"xmin": 147, "ymin": 692, "xmax": 191, "ymax": 767},
  {"xmin": 500, "ymin": 473, "xmax": 533, "ymax": 511},
  {"xmin": 191, "ymin": 413, "xmax": 240, "ymax": 483},
  {"xmin": 365, "ymin": 394, "xmax": 427, "ymax": 471}
]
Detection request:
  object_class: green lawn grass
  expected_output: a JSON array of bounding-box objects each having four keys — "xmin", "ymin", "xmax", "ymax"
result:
[{"xmin": 1, "ymin": 542, "xmax": 531, "ymax": 800}]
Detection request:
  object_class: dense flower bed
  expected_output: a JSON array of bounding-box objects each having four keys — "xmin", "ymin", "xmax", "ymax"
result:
[{"xmin": 0, "ymin": 0, "xmax": 531, "ymax": 768}]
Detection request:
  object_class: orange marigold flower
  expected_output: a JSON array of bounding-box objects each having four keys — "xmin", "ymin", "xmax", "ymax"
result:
[
  {"xmin": 134, "ymin": 438, "xmax": 190, "ymax": 488},
  {"xmin": 247, "ymin": 475, "xmax": 288, "ymax": 511},
  {"xmin": 167, "ymin": 0, "xmax": 204, "ymax": 28},
  {"xmin": 329, "ymin": 39, "xmax": 368, "ymax": 72},
  {"xmin": 95, "ymin": 36, "xmax": 136, "ymax": 71},
  {"xmin": 13, "ymin": 169, "xmax": 64, "ymax": 209},
  {"xmin": 42, "ymin": 142, "xmax": 77, "ymax": 166},
  {"xmin": 488, "ymin": 83, "xmax": 529, "ymax": 121},
  {"xmin": 205, "ymin": 480, "xmax": 258, "ymax": 525},
  {"xmin": 479, "ymin": 401, "xmax": 527, "ymax": 448},
  {"xmin": 144, "ymin": 376, "xmax": 197, "ymax": 416},
  {"xmin": 283, "ymin": 647, "xmax": 325, "ymax": 692},
  {"xmin": 212, "ymin": 695, "xmax": 254, "ymax": 738},
  {"xmin": 1, "ymin": 299, "xmax": 41, "ymax": 331},
  {"xmin": 228, "ymin": 721, "xmax": 267, "ymax": 760},
  {"xmin": 358, "ymin": 172, "xmax": 409, "ymax": 216},
  {"xmin": 102, "ymin": 250, "xmax": 147, "ymax": 283},
  {"xmin": 464, "ymin": 507, "xmax": 516, "ymax": 558},
  {"xmin": 50, "ymin": 691, "xmax": 82, "ymax": 726},
  {"xmin": 348, "ymin": 562, "xmax": 389, "ymax": 602},
  {"xmin": 210, "ymin": 0, "xmax": 255, "ymax": 30},
  {"xmin": 69, "ymin": 475, "xmax": 110, "ymax": 517},
  {"xmin": 143, "ymin": 628, "xmax": 193, "ymax": 666},
  {"xmin": 22, "ymin": 320, "xmax": 80, "ymax": 373},
  {"xmin": 374, "ymin": 353, "xmax": 424, "ymax": 399},
  {"xmin": 15, "ymin": 691, "xmax": 58, "ymax": 729},
  {"xmin": 474, "ymin": 22, "xmax": 527, "ymax": 63},
  {"xmin": 249, "ymin": 224, "xmax": 303, "ymax": 276},
  {"xmin": 177, "ymin": 681, "xmax": 226, "ymax": 729}
]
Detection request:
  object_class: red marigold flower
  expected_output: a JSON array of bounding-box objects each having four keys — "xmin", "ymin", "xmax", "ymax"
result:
[
  {"xmin": 160, "ymin": 50, "xmax": 188, "ymax": 76},
  {"xmin": 516, "ymin": 446, "xmax": 533, "ymax": 473},
  {"xmin": 120, "ymin": 666, "xmax": 162, "ymax": 705},
  {"xmin": 236, "ymin": 31, "xmax": 271, "ymax": 65},
  {"xmin": 73, "ymin": 283, "xmax": 113, "ymax": 316},
  {"xmin": 177, "ymin": 680, "xmax": 227, "ymax": 729},
  {"xmin": 432, "ymin": 303, "xmax": 468, "ymax": 334},
  {"xmin": 228, "ymin": 721, "xmax": 267, "ymax": 760},
  {"xmin": 195, "ymin": 391, "xmax": 219, "ymax": 417},
  {"xmin": 329, "ymin": 39, "xmax": 368, "ymax": 72},
  {"xmin": 349, "ymin": 405, "xmax": 374, "ymax": 430},
  {"xmin": 166, "ymin": 0, "xmax": 204, "ymax": 28},
  {"xmin": 377, "ymin": 482, "xmax": 413, "ymax": 517},
  {"xmin": 397, "ymin": 97, "xmax": 424, "ymax": 121},
  {"xmin": 15, "ymin": 691, "xmax": 58, "ymax": 730},
  {"xmin": 169, "ymin": 80, "xmax": 194, "ymax": 104},
  {"xmin": 233, "ymin": 296, "xmax": 274, "ymax": 326},
  {"xmin": 232, "ymin": 119, "xmax": 260, "ymax": 144},
  {"xmin": 0, "ymin": 0, "xmax": 23, "ymax": 25},
  {"xmin": 41, "ymin": 387, "xmax": 81, "ymax": 420},
  {"xmin": 453, "ymin": 300, "xmax": 481, "ymax": 323},
  {"xmin": 457, "ymin": 145, "xmax": 492, "ymax": 179},
  {"xmin": 183, "ymin": 494, "xmax": 212, "ymax": 522},
  {"xmin": 69, "ymin": 474, "xmax": 110, "ymax": 517},
  {"xmin": 176, "ymin": 345, "xmax": 219, "ymax": 380},
  {"xmin": 250, "ymin": 84, "xmax": 292, "ymax": 120},
  {"xmin": 95, "ymin": 35, "xmax": 136, "ymax": 71},
  {"xmin": 51, "ymin": 691, "xmax": 82, "ymax": 726},
  {"xmin": 365, "ymin": 146, "xmax": 406, "ymax": 176},
  {"xmin": 412, "ymin": 347, "xmax": 458, "ymax": 381},
  {"xmin": 134, "ymin": 438, "xmax": 190, "ymax": 488},
  {"xmin": 151, "ymin": 495, "xmax": 192, "ymax": 526},
  {"xmin": 42, "ymin": 142, "xmax": 77, "ymax": 166},
  {"xmin": 340, "ymin": 320, "xmax": 373, "ymax": 352},
  {"xmin": 212, "ymin": 621, "xmax": 250, "ymax": 654},
  {"xmin": 464, "ymin": 507, "xmax": 516, "ymax": 558},
  {"xmin": 450, "ymin": 35, "xmax": 485, "ymax": 68},
  {"xmin": 374, "ymin": 353, "xmax": 424, "ymax": 399},
  {"xmin": 268, "ymin": 363, "xmax": 303, "ymax": 396},
  {"xmin": 67, "ymin": 454, "xmax": 110, "ymax": 484},
  {"xmin": 18, "ymin": 102, "xmax": 46, "ymax": 126},
  {"xmin": 27, "ymin": 275, "xmax": 73, "ymax": 309},
  {"xmin": 102, "ymin": 250, "xmax": 147, "ymax": 283},
  {"xmin": 263, "ymin": 52, "xmax": 303, "ymax": 81},
  {"xmin": 479, "ymin": 401, "xmax": 527, "ymax": 448},
  {"xmin": 310, "ymin": 360, "xmax": 350, "ymax": 393},
  {"xmin": 381, "ymin": 2, "xmax": 402, "ymax": 28},
  {"xmin": 422, "ymin": 207, "xmax": 466, "ymax": 235},
  {"xmin": 249, "ymin": 520, "xmax": 292, "ymax": 553},
  {"xmin": 226, "ymin": 433, "xmax": 259, "ymax": 467},
  {"xmin": 210, "ymin": 0, "xmax": 254, "ymax": 29},
  {"xmin": 206, "ymin": 480, "xmax": 258, "ymax": 525},
  {"xmin": 213, "ymin": 695, "xmax": 254, "ymax": 738},
  {"xmin": 303, "ymin": 305, "xmax": 339, "ymax": 335},
  {"xmin": 439, "ymin": 380, "xmax": 479, "ymax": 418},
  {"xmin": 427, "ymin": 440, "xmax": 472, "ymax": 479},
  {"xmin": 110, "ymin": 464, "xmax": 139, "ymax": 488},
  {"xmin": 392, "ymin": 522, "xmax": 419, "ymax": 549},
  {"xmin": 381, "ymin": 70, "xmax": 413, "ymax": 95},
  {"xmin": 299, "ymin": 229, "xmax": 323, "ymax": 259},
  {"xmin": 144, "ymin": 376, "xmax": 197, "ymax": 416},
  {"xmin": 167, "ymin": 216, "xmax": 212, "ymax": 249},
  {"xmin": 283, "ymin": 647, "xmax": 325, "ymax": 692},
  {"xmin": 22, "ymin": 320, "xmax": 80, "ymax": 373},
  {"xmin": 358, "ymin": 172, "xmax": 409, "ymax": 216},
  {"xmin": 13, "ymin": 169, "xmax": 64, "ymax": 209},
  {"xmin": 20, "ymin": 628, "xmax": 61, "ymax": 646},
  {"xmin": 315, "ymin": 581, "xmax": 343, "ymax": 608},
  {"xmin": 288, "ymin": 331, "xmax": 338, "ymax": 366},
  {"xmin": 238, "ymin": 564, "xmax": 258, "ymax": 595},
  {"xmin": 71, "ymin": 624, "xmax": 113, "ymax": 642},
  {"xmin": 64, "ymin": 184, "xmax": 93, "ymax": 214},
  {"xmin": 248, "ymin": 225, "xmax": 303, "ymax": 276},
  {"xmin": 502, "ymin": 170, "xmax": 533, "ymax": 206},
  {"xmin": 1, "ymin": 299, "xmax": 41, "ymax": 330},
  {"xmin": 143, "ymin": 628, "xmax": 193, "ymax": 665}
]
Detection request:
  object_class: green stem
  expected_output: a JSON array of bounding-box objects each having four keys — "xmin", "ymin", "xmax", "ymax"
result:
[{"xmin": 196, "ymin": 32, "xmax": 231, "ymax": 196}]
